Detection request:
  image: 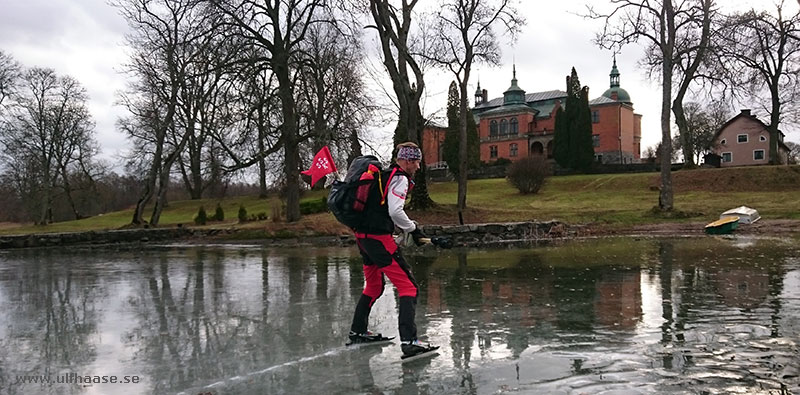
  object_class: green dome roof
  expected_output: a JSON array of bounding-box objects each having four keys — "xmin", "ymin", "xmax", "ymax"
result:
[
  {"xmin": 602, "ymin": 87, "xmax": 632, "ymax": 103},
  {"xmin": 601, "ymin": 57, "xmax": 632, "ymax": 104}
]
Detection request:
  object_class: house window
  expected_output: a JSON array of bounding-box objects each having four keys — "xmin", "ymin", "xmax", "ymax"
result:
[
  {"xmin": 737, "ymin": 134, "xmax": 748, "ymax": 143},
  {"xmin": 754, "ymin": 149, "xmax": 765, "ymax": 160},
  {"xmin": 596, "ymin": 154, "xmax": 603, "ymax": 163},
  {"xmin": 490, "ymin": 120, "xmax": 498, "ymax": 137},
  {"xmin": 591, "ymin": 111, "xmax": 599, "ymax": 123},
  {"xmin": 592, "ymin": 134, "xmax": 600, "ymax": 147},
  {"xmin": 510, "ymin": 117, "xmax": 518, "ymax": 135},
  {"xmin": 722, "ymin": 152, "xmax": 732, "ymax": 163},
  {"xmin": 760, "ymin": 135, "xmax": 767, "ymax": 142},
  {"xmin": 720, "ymin": 139, "xmax": 726, "ymax": 145},
  {"xmin": 490, "ymin": 145, "xmax": 498, "ymax": 158},
  {"xmin": 500, "ymin": 119, "xmax": 508, "ymax": 135},
  {"xmin": 510, "ymin": 143, "xmax": 518, "ymax": 157}
]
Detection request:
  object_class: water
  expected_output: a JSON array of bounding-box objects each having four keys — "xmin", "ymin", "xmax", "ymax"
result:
[{"xmin": 0, "ymin": 236, "xmax": 798, "ymax": 395}]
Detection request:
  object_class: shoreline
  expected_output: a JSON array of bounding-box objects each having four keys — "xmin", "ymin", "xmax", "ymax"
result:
[{"xmin": 2, "ymin": 219, "xmax": 799, "ymax": 250}]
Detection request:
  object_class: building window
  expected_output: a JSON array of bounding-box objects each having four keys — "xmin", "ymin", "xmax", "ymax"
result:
[
  {"xmin": 510, "ymin": 143, "xmax": 518, "ymax": 157},
  {"xmin": 722, "ymin": 152, "xmax": 732, "ymax": 163},
  {"xmin": 754, "ymin": 149, "xmax": 765, "ymax": 160},
  {"xmin": 490, "ymin": 145, "xmax": 498, "ymax": 158},
  {"xmin": 592, "ymin": 134, "xmax": 600, "ymax": 147},
  {"xmin": 500, "ymin": 119, "xmax": 508, "ymax": 135},
  {"xmin": 596, "ymin": 154, "xmax": 603, "ymax": 163},
  {"xmin": 591, "ymin": 111, "xmax": 599, "ymax": 123},
  {"xmin": 720, "ymin": 139, "xmax": 726, "ymax": 145},
  {"xmin": 737, "ymin": 134, "xmax": 748, "ymax": 143},
  {"xmin": 510, "ymin": 117, "xmax": 518, "ymax": 135},
  {"xmin": 490, "ymin": 120, "xmax": 498, "ymax": 137},
  {"xmin": 760, "ymin": 135, "xmax": 767, "ymax": 142}
]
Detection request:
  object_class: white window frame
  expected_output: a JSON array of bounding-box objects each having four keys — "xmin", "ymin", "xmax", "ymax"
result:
[
  {"xmin": 737, "ymin": 134, "xmax": 748, "ymax": 143},
  {"xmin": 722, "ymin": 152, "xmax": 732, "ymax": 163},
  {"xmin": 759, "ymin": 135, "xmax": 767, "ymax": 142},
  {"xmin": 720, "ymin": 138, "xmax": 727, "ymax": 145},
  {"xmin": 753, "ymin": 149, "xmax": 765, "ymax": 161}
]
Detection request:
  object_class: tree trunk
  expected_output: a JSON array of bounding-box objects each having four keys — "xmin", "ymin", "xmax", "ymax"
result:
[
  {"xmin": 457, "ymin": 78, "xmax": 469, "ymax": 218},
  {"xmin": 658, "ymin": 3, "xmax": 676, "ymax": 212},
  {"xmin": 672, "ymin": 104, "xmax": 695, "ymax": 167},
  {"xmin": 274, "ymin": 51, "xmax": 301, "ymax": 222},
  {"xmin": 769, "ymin": 84, "xmax": 781, "ymax": 164}
]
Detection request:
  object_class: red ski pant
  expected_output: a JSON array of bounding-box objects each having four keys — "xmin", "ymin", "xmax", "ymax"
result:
[{"xmin": 351, "ymin": 233, "xmax": 418, "ymax": 341}]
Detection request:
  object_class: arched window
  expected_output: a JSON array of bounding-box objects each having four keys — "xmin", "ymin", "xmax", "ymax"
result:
[
  {"xmin": 500, "ymin": 119, "xmax": 508, "ymax": 135},
  {"xmin": 490, "ymin": 120, "xmax": 498, "ymax": 137},
  {"xmin": 510, "ymin": 117, "xmax": 518, "ymax": 135}
]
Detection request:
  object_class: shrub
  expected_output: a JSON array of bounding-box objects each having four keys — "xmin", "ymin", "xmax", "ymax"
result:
[
  {"xmin": 299, "ymin": 197, "xmax": 328, "ymax": 215},
  {"xmin": 213, "ymin": 203, "xmax": 225, "ymax": 221},
  {"xmin": 506, "ymin": 156, "xmax": 551, "ymax": 194},
  {"xmin": 238, "ymin": 205, "xmax": 248, "ymax": 223},
  {"xmin": 194, "ymin": 206, "xmax": 208, "ymax": 225},
  {"xmin": 248, "ymin": 212, "xmax": 268, "ymax": 221}
]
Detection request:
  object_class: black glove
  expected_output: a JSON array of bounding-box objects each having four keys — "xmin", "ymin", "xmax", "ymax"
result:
[{"xmin": 410, "ymin": 226, "xmax": 428, "ymax": 246}]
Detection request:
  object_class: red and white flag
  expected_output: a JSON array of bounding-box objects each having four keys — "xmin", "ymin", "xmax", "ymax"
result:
[{"xmin": 301, "ymin": 146, "xmax": 337, "ymax": 187}]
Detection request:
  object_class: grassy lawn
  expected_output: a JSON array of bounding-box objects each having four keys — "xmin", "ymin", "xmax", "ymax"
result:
[{"xmin": 2, "ymin": 165, "xmax": 799, "ymax": 236}]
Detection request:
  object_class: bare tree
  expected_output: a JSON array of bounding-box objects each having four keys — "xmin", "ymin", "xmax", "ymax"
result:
[
  {"xmin": 0, "ymin": 68, "xmax": 98, "ymax": 224},
  {"xmin": 672, "ymin": 100, "xmax": 729, "ymax": 164},
  {"xmin": 114, "ymin": 0, "xmax": 214, "ymax": 225},
  {"xmin": 715, "ymin": 0, "xmax": 800, "ymax": 164},
  {"xmin": 296, "ymin": 23, "xmax": 373, "ymax": 184},
  {"xmin": 426, "ymin": 0, "xmax": 523, "ymax": 222},
  {"xmin": 670, "ymin": 0, "xmax": 715, "ymax": 168},
  {"xmin": 210, "ymin": 0, "xmax": 326, "ymax": 222},
  {"xmin": 0, "ymin": 50, "xmax": 20, "ymax": 108},
  {"xmin": 589, "ymin": 0, "xmax": 714, "ymax": 211},
  {"xmin": 367, "ymin": 0, "xmax": 435, "ymax": 209}
]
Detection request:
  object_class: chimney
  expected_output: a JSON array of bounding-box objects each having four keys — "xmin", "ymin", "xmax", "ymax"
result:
[
  {"xmin": 482, "ymin": 89, "xmax": 488, "ymax": 103},
  {"xmin": 741, "ymin": 109, "xmax": 751, "ymax": 117}
]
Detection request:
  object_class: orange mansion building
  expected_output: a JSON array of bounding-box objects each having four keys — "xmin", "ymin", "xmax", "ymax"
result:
[{"xmin": 423, "ymin": 61, "xmax": 642, "ymax": 166}]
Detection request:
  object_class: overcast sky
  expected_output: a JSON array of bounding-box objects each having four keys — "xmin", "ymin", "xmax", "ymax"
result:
[{"xmin": 1, "ymin": 0, "xmax": 796, "ymax": 167}]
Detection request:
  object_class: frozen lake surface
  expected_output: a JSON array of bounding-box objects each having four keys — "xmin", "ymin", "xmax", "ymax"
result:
[{"xmin": 0, "ymin": 236, "xmax": 798, "ymax": 394}]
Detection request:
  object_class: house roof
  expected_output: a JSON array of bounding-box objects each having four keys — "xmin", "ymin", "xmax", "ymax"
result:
[
  {"xmin": 480, "ymin": 103, "xmax": 538, "ymax": 117},
  {"xmin": 588, "ymin": 96, "xmax": 616, "ymax": 105},
  {"xmin": 474, "ymin": 90, "xmax": 567, "ymax": 110}
]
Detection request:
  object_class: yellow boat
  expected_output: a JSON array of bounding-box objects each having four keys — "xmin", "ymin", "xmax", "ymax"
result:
[{"xmin": 704, "ymin": 216, "xmax": 739, "ymax": 235}]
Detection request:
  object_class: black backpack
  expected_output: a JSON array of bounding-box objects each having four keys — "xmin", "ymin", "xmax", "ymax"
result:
[{"xmin": 327, "ymin": 155, "xmax": 386, "ymax": 229}]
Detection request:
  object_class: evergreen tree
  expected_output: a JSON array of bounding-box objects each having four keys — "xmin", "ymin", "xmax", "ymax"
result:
[
  {"xmin": 553, "ymin": 106, "xmax": 569, "ymax": 168},
  {"xmin": 555, "ymin": 68, "xmax": 594, "ymax": 171},
  {"xmin": 443, "ymin": 81, "xmax": 480, "ymax": 177},
  {"xmin": 574, "ymin": 86, "xmax": 595, "ymax": 171},
  {"xmin": 443, "ymin": 81, "xmax": 461, "ymax": 175}
]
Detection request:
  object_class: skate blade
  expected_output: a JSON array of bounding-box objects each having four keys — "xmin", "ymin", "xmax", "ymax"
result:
[
  {"xmin": 345, "ymin": 337, "xmax": 395, "ymax": 347},
  {"xmin": 400, "ymin": 347, "xmax": 440, "ymax": 362}
]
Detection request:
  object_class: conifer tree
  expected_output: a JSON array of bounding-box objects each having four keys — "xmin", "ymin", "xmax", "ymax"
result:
[
  {"xmin": 574, "ymin": 86, "xmax": 595, "ymax": 171},
  {"xmin": 443, "ymin": 81, "xmax": 480, "ymax": 177},
  {"xmin": 553, "ymin": 106, "xmax": 569, "ymax": 168},
  {"xmin": 554, "ymin": 68, "xmax": 594, "ymax": 171},
  {"xmin": 443, "ymin": 82, "xmax": 461, "ymax": 175}
]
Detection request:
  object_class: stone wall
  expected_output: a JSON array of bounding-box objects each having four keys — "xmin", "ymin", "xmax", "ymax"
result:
[
  {"xmin": 421, "ymin": 221, "xmax": 569, "ymax": 247},
  {"xmin": 0, "ymin": 228, "xmax": 193, "ymax": 249},
  {"xmin": 0, "ymin": 221, "xmax": 571, "ymax": 250}
]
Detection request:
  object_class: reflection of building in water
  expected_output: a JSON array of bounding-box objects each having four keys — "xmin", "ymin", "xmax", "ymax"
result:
[
  {"xmin": 593, "ymin": 271, "xmax": 642, "ymax": 329},
  {"xmin": 711, "ymin": 269, "xmax": 770, "ymax": 309}
]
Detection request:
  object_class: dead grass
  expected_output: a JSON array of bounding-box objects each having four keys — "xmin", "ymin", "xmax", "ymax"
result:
[{"xmin": 2, "ymin": 165, "xmax": 799, "ymax": 237}]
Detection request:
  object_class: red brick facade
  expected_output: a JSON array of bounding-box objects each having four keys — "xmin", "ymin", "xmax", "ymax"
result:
[{"xmin": 423, "ymin": 61, "xmax": 642, "ymax": 166}]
